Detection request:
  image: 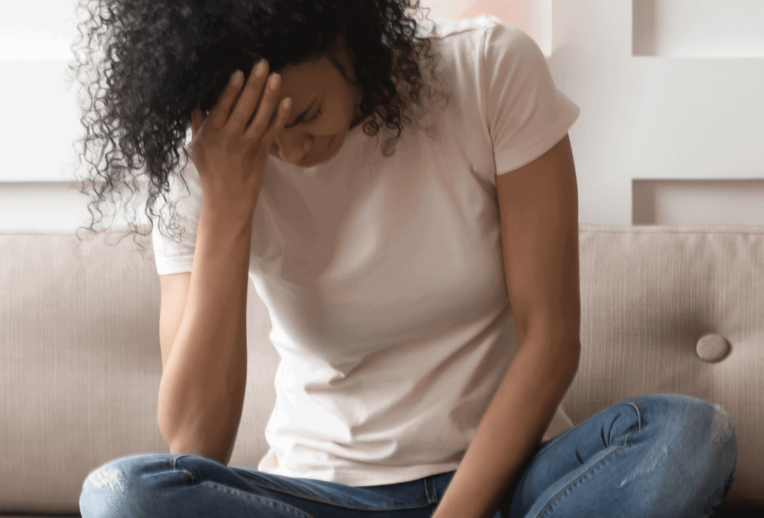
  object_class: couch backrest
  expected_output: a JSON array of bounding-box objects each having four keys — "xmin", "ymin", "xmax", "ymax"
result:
[
  {"xmin": 563, "ymin": 225, "xmax": 763, "ymax": 507},
  {"xmin": 0, "ymin": 224, "xmax": 761, "ymax": 514}
]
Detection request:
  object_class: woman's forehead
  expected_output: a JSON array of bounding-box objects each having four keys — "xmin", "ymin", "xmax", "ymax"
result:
[{"xmin": 280, "ymin": 57, "xmax": 335, "ymax": 97}]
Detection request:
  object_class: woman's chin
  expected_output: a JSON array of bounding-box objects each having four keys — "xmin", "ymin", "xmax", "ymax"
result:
[
  {"xmin": 301, "ymin": 134, "xmax": 338, "ymax": 167},
  {"xmin": 299, "ymin": 155, "xmax": 326, "ymax": 168},
  {"xmin": 299, "ymin": 156, "xmax": 319, "ymax": 167},
  {"xmin": 272, "ymin": 133, "xmax": 340, "ymax": 168}
]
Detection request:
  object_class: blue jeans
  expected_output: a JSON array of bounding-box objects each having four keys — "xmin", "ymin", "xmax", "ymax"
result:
[{"xmin": 80, "ymin": 394, "xmax": 737, "ymax": 517}]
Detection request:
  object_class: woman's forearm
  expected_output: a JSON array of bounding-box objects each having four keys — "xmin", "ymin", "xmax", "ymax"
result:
[
  {"xmin": 157, "ymin": 200, "xmax": 255, "ymax": 466},
  {"xmin": 432, "ymin": 333, "xmax": 580, "ymax": 518}
]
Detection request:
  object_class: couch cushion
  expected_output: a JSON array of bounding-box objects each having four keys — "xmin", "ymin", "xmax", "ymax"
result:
[
  {"xmin": 1, "ymin": 224, "xmax": 761, "ymax": 513},
  {"xmin": 0, "ymin": 228, "xmax": 279, "ymax": 515},
  {"xmin": 562, "ymin": 224, "xmax": 764, "ymax": 506}
]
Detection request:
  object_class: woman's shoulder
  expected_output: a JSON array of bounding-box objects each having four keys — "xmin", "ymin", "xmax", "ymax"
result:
[{"xmin": 418, "ymin": 14, "xmax": 509, "ymax": 40}]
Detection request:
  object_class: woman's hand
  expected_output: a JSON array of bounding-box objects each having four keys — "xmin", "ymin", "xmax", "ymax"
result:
[{"xmin": 189, "ymin": 60, "xmax": 292, "ymax": 216}]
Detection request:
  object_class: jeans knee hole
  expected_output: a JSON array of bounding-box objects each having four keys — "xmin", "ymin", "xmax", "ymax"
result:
[
  {"xmin": 710, "ymin": 404, "xmax": 734, "ymax": 446},
  {"xmin": 85, "ymin": 466, "xmax": 126, "ymax": 493}
]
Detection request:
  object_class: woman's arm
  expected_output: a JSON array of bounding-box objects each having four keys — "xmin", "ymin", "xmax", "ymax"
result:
[
  {"xmin": 432, "ymin": 134, "xmax": 581, "ymax": 518},
  {"xmin": 157, "ymin": 205, "xmax": 253, "ymax": 466}
]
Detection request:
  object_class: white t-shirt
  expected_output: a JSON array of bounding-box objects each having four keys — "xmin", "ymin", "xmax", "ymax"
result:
[{"xmin": 152, "ymin": 15, "xmax": 581, "ymax": 487}]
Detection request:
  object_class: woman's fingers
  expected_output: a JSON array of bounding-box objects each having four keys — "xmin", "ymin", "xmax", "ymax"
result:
[
  {"xmin": 244, "ymin": 73, "xmax": 287, "ymax": 142},
  {"xmin": 207, "ymin": 70, "xmax": 246, "ymax": 131},
  {"xmin": 258, "ymin": 97, "xmax": 292, "ymax": 148},
  {"xmin": 193, "ymin": 59, "xmax": 288, "ymax": 155},
  {"xmin": 226, "ymin": 60, "xmax": 271, "ymax": 133}
]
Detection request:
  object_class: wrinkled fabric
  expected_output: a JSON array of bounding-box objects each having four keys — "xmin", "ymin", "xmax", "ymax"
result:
[
  {"xmin": 151, "ymin": 14, "xmax": 580, "ymax": 487},
  {"xmin": 80, "ymin": 394, "xmax": 736, "ymax": 518}
]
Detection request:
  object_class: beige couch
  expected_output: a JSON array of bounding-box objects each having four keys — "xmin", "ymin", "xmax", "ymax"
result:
[{"xmin": 1, "ymin": 224, "xmax": 762, "ymax": 517}]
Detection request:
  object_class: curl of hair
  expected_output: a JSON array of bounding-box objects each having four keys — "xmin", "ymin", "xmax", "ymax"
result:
[{"xmin": 67, "ymin": 0, "xmax": 450, "ymax": 248}]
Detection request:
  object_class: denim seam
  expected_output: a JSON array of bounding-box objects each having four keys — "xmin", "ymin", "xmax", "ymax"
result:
[
  {"xmin": 172, "ymin": 455, "xmax": 196, "ymax": 484},
  {"xmin": 173, "ymin": 456, "xmax": 427, "ymax": 512},
  {"xmin": 533, "ymin": 401, "xmax": 645, "ymax": 463},
  {"xmin": 532, "ymin": 441, "xmax": 631, "ymax": 518},
  {"xmin": 240, "ymin": 478, "xmax": 432, "ymax": 512},
  {"xmin": 201, "ymin": 481, "xmax": 315, "ymax": 518},
  {"xmin": 534, "ymin": 425, "xmax": 578, "ymax": 458},
  {"xmin": 424, "ymin": 476, "xmax": 438, "ymax": 505},
  {"xmin": 424, "ymin": 476, "xmax": 438, "ymax": 515},
  {"xmin": 623, "ymin": 401, "xmax": 645, "ymax": 431}
]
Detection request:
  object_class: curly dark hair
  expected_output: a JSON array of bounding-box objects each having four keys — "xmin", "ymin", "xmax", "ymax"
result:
[{"xmin": 66, "ymin": 0, "xmax": 450, "ymax": 249}]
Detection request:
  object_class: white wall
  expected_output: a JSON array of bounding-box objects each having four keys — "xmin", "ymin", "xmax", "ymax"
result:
[
  {"xmin": 0, "ymin": 0, "xmax": 124, "ymax": 229},
  {"xmin": 1, "ymin": 0, "xmax": 763, "ymax": 231},
  {"xmin": 546, "ymin": 0, "xmax": 764, "ymax": 225},
  {"xmin": 0, "ymin": 0, "xmax": 85, "ymax": 186}
]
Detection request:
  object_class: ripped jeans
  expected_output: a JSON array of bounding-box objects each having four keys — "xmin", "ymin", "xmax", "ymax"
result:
[{"xmin": 79, "ymin": 394, "xmax": 737, "ymax": 518}]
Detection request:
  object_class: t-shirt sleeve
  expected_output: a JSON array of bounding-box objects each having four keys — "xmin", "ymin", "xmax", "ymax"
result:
[
  {"xmin": 482, "ymin": 17, "xmax": 581, "ymax": 175},
  {"xmin": 151, "ymin": 150, "xmax": 203, "ymax": 275}
]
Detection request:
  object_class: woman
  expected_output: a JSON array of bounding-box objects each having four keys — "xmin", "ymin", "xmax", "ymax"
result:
[{"xmin": 72, "ymin": 1, "xmax": 736, "ymax": 517}]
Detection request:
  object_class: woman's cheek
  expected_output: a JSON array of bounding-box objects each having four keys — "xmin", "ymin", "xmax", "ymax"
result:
[
  {"xmin": 314, "ymin": 115, "xmax": 344, "ymax": 137},
  {"xmin": 317, "ymin": 96, "xmax": 349, "ymax": 135}
]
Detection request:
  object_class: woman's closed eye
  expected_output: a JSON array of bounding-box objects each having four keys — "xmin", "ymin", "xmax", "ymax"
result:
[{"xmin": 304, "ymin": 107, "xmax": 322, "ymax": 124}]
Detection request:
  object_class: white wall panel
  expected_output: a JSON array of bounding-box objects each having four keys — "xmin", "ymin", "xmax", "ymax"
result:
[
  {"xmin": 548, "ymin": 0, "xmax": 764, "ymax": 225},
  {"xmin": 0, "ymin": 182, "xmax": 149, "ymax": 232},
  {"xmin": 0, "ymin": 0, "xmax": 80, "ymax": 61},
  {"xmin": 0, "ymin": 61, "xmax": 83, "ymax": 183},
  {"xmin": 2, "ymin": 0, "xmax": 763, "ymax": 230},
  {"xmin": 633, "ymin": 180, "xmax": 764, "ymax": 225},
  {"xmin": 633, "ymin": 0, "xmax": 764, "ymax": 58}
]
